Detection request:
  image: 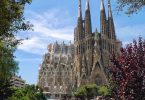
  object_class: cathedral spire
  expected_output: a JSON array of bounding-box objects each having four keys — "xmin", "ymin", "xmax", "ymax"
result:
[
  {"xmin": 108, "ymin": 0, "xmax": 112, "ymax": 18},
  {"xmin": 100, "ymin": 0, "xmax": 107, "ymax": 35},
  {"xmin": 78, "ymin": 0, "xmax": 82, "ymax": 18},
  {"xmin": 108, "ymin": 0, "xmax": 116, "ymax": 40},
  {"xmin": 86, "ymin": 0, "xmax": 89, "ymax": 10},
  {"xmin": 76, "ymin": 0, "xmax": 83, "ymax": 41},
  {"xmin": 100, "ymin": 0, "xmax": 105, "ymax": 11},
  {"xmin": 85, "ymin": 0, "xmax": 92, "ymax": 37}
]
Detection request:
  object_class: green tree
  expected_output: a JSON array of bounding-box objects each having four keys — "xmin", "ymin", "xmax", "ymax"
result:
[
  {"xmin": 0, "ymin": 80, "xmax": 15, "ymax": 99},
  {"xmin": 110, "ymin": 37, "xmax": 145, "ymax": 99},
  {"xmin": 0, "ymin": 41, "xmax": 18, "ymax": 80},
  {"xmin": 116, "ymin": 0, "xmax": 145, "ymax": 15},
  {"xmin": 98, "ymin": 85, "xmax": 110, "ymax": 96},
  {"xmin": 74, "ymin": 84, "xmax": 111, "ymax": 99},
  {"xmin": 0, "ymin": 0, "xmax": 32, "ymax": 80},
  {"xmin": 9, "ymin": 85, "xmax": 46, "ymax": 100},
  {"xmin": 0, "ymin": 0, "xmax": 32, "ymax": 99},
  {"xmin": 73, "ymin": 84, "xmax": 98, "ymax": 99}
]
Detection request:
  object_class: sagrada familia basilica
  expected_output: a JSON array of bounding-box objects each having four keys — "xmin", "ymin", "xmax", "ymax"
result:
[{"xmin": 38, "ymin": 0, "xmax": 121, "ymax": 98}]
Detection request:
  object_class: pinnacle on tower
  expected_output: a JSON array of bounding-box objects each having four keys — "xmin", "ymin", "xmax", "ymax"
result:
[
  {"xmin": 100, "ymin": 0, "xmax": 107, "ymax": 35},
  {"xmin": 76, "ymin": 0, "xmax": 83, "ymax": 41},
  {"xmin": 86, "ymin": 0, "xmax": 89, "ymax": 10},
  {"xmin": 108, "ymin": 0, "xmax": 116, "ymax": 40},
  {"xmin": 100, "ymin": 0, "xmax": 105, "ymax": 11},
  {"xmin": 78, "ymin": 0, "xmax": 82, "ymax": 18},
  {"xmin": 85, "ymin": 0, "xmax": 92, "ymax": 37},
  {"xmin": 108, "ymin": 0, "xmax": 112, "ymax": 18}
]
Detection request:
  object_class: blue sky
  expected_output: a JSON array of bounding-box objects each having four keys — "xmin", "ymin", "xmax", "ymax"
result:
[{"xmin": 15, "ymin": 0, "xmax": 145, "ymax": 84}]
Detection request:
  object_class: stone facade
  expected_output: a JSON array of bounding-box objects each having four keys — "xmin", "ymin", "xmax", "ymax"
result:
[
  {"xmin": 73, "ymin": 0, "xmax": 121, "ymax": 87},
  {"xmin": 38, "ymin": 0, "xmax": 121, "ymax": 98},
  {"xmin": 38, "ymin": 42, "xmax": 74, "ymax": 98}
]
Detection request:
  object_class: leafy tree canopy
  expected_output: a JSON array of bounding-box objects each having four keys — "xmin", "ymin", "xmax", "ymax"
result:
[
  {"xmin": 0, "ymin": 0, "xmax": 32, "ymax": 80},
  {"xmin": 110, "ymin": 37, "xmax": 145, "ymax": 99},
  {"xmin": 0, "ymin": 80, "xmax": 15, "ymax": 100},
  {"xmin": 8, "ymin": 85, "xmax": 46, "ymax": 100},
  {"xmin": 73, "ymin": 84, "xmax": 98, "ymax": 99},
  {"xmin": 116, "ymin": 0, "xmax": 145, "ymax": 15},
  {"xmin": 98, "ymin": 85, "xmax": 110, "ymax": 96},
  {"xmin": 0, "ymin": 41, "xmax": 18, "ymax": 80},
  {"xmin": 73, "ymin": 84, "xmax": 111, "ymax": 100},
  {"xmin": 0, "ymin": 0, "xmax": 32, "ymax": 99},
  {"xmin": 73, "ymin": 84, "xmax": 110, "ymax": 99}
]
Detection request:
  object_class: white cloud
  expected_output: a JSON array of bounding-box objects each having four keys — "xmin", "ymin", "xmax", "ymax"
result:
[
  {"xmin": 116, "ymin": 23, "xmax": 145, "ymax": 46},
  {"xmin": 18, "ymin": 37, "xmax": 47, "ymax": 54},
  {"xmin": 18, "ymin": 9, "xmax": 74, "ymax": 55},
  {"xmin": 18, "ymin": 9, "xmax": 145, "ymax": 55}
]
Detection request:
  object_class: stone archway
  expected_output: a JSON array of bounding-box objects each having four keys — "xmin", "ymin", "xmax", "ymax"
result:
[
  {"xmin": 95, "ymin": 74, "xmax": 103, "ymax": 85},
  {"xmin": 91, "ymin": 62, "xmax": 106, "ymax": 85},
  {"xmin": 94, "ymin": 62, "xmax": 103, "ymax": 85},
  {"xmin": 81, "ymin": 74, "xmax": 87, "ymax": 85}
]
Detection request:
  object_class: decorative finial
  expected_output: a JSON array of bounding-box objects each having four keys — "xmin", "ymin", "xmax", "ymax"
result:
[
  {"xmin": 108, "ymin": 0, "xmax": 110, "ymax": 5},
  {"xmin": 86, "ymin": 0, "xmax": 89, "ymax": 10},
  {"xmin": 108, "ymin": 0, "xmax": 112, "ymax": 18},
  {"xmin": 79, "ymin": 0, "xmax": 81, "ymax": 8},
  {"xmin": 78, "ymin": 0, "xmax": 82, "ymax": 18},
  {"xmin": 100, "ymin": 0, "xmax": 105, "ymax": 10}
]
